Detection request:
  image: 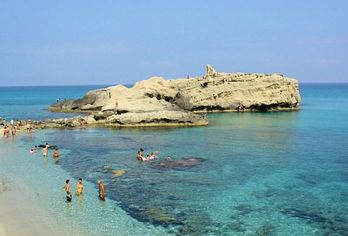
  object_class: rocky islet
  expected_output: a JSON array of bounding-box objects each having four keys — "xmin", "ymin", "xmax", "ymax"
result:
[{"xmin": 2, "ymin": 65, "xmax": 301, "ymax": 129}]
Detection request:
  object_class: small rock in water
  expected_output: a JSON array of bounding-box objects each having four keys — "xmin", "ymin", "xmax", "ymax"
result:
[{"xmin": 112, "ymin": 169, "xmax": 127, "ymax": 177}]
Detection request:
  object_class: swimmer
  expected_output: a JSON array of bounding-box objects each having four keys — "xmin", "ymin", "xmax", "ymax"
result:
[
  {"xmin": 142, "ymin": 152, "xmax": 157, "ymax": 161},
  {"xmin": 64, "ymin": 179, "xmax": 72, "ymax": 202},
  {"xmin": 52, "ymin": 147, "xmax": 59, "ymax": 164},
  {"xmin": 30, "ymin": 148, "xmax": 36, "ymax": 154},
  {"xmin": 53, "ymin": 147, "xmax": 59, "ymax": 158},
  {"xmin": 75, "ymin": 178, "xmax": 83, "ymax": 196},
  {"xmin": 41, "ymin": 143, "xmax": 49, "ymax": 157},
  {"xmin": 137, "ymin": 148, "xmax": 144, "ymax": 161},
  {"xmin": 97, "ymin": 180, "xmax": 105, "ymax": 201},
  {"xmin": 148, "ymin": 152, "xmax": 156, "ymax": 160}
]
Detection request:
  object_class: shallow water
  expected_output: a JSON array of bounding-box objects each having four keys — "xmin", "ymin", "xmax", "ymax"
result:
[{"xmin": 1, "ymin": 84, "xmax": 348, "ymax": 235}]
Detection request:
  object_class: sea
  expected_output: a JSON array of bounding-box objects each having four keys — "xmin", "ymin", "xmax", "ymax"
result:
[{"xmin": 0, "ymin": 84, "xmax": 347, "ymax": 236}]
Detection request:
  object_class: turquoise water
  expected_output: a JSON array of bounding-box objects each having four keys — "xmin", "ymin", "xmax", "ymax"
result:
[{"xmin": 0, "ymin": 84, "xmax": 347, "ymax": 235}]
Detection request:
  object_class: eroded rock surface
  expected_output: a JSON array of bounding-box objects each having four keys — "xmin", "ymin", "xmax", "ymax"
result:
[{"xmin": 48, "ymin": 65, "xmax": 300, "ymax": 127}]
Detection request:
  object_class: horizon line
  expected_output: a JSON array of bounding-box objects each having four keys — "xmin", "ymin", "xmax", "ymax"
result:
[{"xmin": 0, "ymin": 81, "xmax": 348, "ymax": 88}]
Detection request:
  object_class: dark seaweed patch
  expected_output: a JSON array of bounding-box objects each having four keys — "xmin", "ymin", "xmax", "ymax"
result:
[{"xmin": 281, "ymin": 208, "xmax": 348, "ymax": 235}]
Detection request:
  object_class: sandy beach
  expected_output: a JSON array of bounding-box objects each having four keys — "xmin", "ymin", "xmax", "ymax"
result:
[
  {"xmin": 0, "ymin": 140, "xmax": 84, "ymax": 236},
  {"xmin": 0, "ymin": 175, "xmax": 75, "ymax": 236}
]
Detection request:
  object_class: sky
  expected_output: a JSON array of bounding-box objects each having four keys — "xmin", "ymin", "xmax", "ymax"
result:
[{"xmin": 0, "ymin": 0, "xmax": 347, "ymax": 86}]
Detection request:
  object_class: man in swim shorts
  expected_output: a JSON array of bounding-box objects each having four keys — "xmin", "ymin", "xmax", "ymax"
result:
[
  {"xmin": 76, "ymin": 178, "xmax": 83, "ymax": 196},
  {"xmin": 64, "ymin": 179, "xmax": 72, "ymax": 202},
  {"xmin": 98, "ymin": 180, "xmax": 105, "ymax": 201}
]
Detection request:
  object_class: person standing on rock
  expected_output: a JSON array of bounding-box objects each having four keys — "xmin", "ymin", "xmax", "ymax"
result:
[{"xmin": 115, "ymin": 99, "xmax": 118, "ymax": 110}]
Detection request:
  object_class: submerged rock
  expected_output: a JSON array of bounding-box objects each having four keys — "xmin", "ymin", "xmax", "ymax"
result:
[
  {"xmin": 112, "ymin": 170, "xmax": 127, "ymax": 177},
  {"xmin": 150, "ymin": 157, "xmax": 206, "ymax": 170}
]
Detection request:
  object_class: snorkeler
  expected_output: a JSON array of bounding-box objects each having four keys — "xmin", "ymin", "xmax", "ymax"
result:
[
  {"xmin": 29, "ymin": 145, "xmax": 38, "ymax": 154},
  {"xmin": 98, "ymin": 180, "xmax": 105, "ymax": 201},
  {"xmin": 64, "ymin": 179, "xmax": 72, "ymax": 202},
  {"xmin": 76, "ymin": 178, "xmax": 83, "ymax": 196}
]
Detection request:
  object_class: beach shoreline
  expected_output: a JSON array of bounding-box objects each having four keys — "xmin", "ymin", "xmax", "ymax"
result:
[
  {"xmin": 0, "ymin": 142, "xmax": 86, "ymax": 236},
  {"xmin": 0, "ymin": 180, "xmax": 72, "ymax": 236},
  {"xmin": 0, "ymin": 133, "xmax": 171, "ymax": 236}
]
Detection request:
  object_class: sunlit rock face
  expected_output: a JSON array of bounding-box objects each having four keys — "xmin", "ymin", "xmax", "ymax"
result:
[{"xmin": 48, "ymin": 65, "xmax": 300, "ymax": 127}]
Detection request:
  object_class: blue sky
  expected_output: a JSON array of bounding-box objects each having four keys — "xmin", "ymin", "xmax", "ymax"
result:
[{"xmin": 0, "ymin": 0, "xmax": 347, "ymax": 85}]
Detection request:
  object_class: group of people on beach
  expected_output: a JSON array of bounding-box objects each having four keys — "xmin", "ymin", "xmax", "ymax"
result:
[{"xmin": 2, "ymin": 119, "xmax": 34, "ymax": 138}]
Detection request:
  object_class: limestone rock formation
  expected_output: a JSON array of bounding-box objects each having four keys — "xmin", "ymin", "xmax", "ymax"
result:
[{"xmin": 49, "ymin": 65, "xmax": 300, "ymax": 127}]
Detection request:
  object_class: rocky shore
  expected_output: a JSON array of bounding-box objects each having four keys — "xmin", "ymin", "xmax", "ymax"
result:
[{"xmin": 2, "ymin": 65, "xmax": 301, "ymax": 129}]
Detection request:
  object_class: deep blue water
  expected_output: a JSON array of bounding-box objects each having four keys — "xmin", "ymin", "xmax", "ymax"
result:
[
  {"xmin": 1, "ymin": 83, "xmax": 347, "ymax": 235},
  {"xmin": 0, "ymin": 85, "xmax": 108, "ymax": 120}
]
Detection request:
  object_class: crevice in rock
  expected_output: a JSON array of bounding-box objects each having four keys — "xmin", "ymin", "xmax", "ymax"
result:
[
  {"xmin": 144, "ymin": 93, "xmax": 176, "ymax": 103},
  {"xmin": 138, "ymin": 119, "xmax": 192, "ymax": 124},
  {"xmin": 248, "ymin": 103, "xmax": 296, "ymax": 111},
  {"xmin": 116, "ymin": 110, "xmax": 128, "ymax": 114},
  {"xmin": 191, "ymin": 105, "xmax": 224, "ymax": 112}
]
